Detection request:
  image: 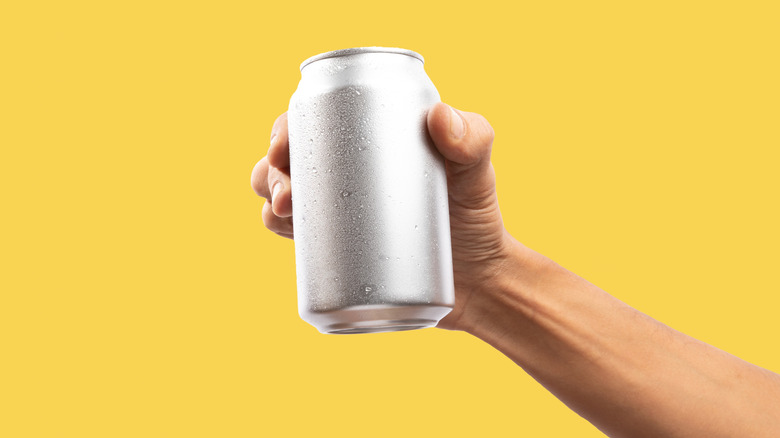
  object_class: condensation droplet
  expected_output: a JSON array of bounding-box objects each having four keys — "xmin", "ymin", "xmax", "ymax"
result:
[{"xmin": 341, "ymin": 190, "xmax": 351, "ymax": 197}]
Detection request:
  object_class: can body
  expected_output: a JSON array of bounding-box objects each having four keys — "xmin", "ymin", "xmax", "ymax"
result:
[{"xmin": 288, "ymin": 47, "xmax": 454, "ymax": 334}]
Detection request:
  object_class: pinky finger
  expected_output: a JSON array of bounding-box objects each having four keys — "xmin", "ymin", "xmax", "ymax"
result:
[{"xmin": 262, "ymin": 201, "xmax": 295, "ymax": 238}]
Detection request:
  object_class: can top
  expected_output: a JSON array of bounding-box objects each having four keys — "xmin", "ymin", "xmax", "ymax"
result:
[{"xmin": 300, "ymin": 47, "xmax": 424, "ymax": 71}]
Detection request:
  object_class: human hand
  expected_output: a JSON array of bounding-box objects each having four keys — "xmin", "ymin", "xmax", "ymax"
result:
[{"xmin": 250, "ymin": 103, "xmax": 515, "ymax": 331}]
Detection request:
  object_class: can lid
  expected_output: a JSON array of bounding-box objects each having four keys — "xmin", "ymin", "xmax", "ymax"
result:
[{"xmin": 300, "ymin": 47, "xmax": 425, "ymax": 71}]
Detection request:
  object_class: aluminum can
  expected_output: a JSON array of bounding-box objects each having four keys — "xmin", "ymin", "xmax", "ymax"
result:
[{"xmin": 288, "ymin": 47, "xmax": 454, "ymax": 334}]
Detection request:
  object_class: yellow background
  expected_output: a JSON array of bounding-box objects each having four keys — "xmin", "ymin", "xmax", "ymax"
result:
[{"xmin": 1, "ymin": 1, "xmax": 778, "ymax": 436}]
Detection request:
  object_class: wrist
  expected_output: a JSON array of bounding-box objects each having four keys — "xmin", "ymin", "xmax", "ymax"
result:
[{"xmin": 453, "ymin": 232, "xmax": 552, "ymax": 337}]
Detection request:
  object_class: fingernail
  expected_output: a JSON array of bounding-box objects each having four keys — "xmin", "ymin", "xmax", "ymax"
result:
[
  {"xmin": 271, "ymin": 182, "xmax": 282, "ymax": 204},
  {"xmin": 449, "ymin": 106, "xmax": 465, "ymax": 139},
  {"xmin": 270, "ymin": 133, "xmax": 278, "ymax": 146}
]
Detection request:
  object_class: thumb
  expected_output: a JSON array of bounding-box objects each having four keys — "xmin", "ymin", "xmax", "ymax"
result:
[{"xmin": 427, "ymin": 102, "xmax": 497, "ymax": 209}]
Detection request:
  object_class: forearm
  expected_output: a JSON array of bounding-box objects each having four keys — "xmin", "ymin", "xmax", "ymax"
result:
[{"xmin": 461, "ymin": 236, "xmax": 780, "ymax": 438}]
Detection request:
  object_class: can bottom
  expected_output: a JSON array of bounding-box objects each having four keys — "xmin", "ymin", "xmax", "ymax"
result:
[
  {"xmin": 302, "ymin": 304, "xmax": 453, "ymax": 335},
  {"xmin": 328, "ymin": 321, "xmax": 433, "ymax": 335}
]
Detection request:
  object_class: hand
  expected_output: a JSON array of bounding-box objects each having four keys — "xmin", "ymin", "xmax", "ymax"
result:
[
  {"xmin": 250, "ymin": 103, "xmax": 515, "ymax": 330},
  {"xmin": 252, "ymin": 105, "xmax": 780, "ymax": 438}
]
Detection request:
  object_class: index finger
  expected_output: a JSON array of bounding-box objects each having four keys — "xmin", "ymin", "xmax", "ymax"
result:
[{"xmin": 267, "ymin": 112, "xmax": 290, "ymax": 169}]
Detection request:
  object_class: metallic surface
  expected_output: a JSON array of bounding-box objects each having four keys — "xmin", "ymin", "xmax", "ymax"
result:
[{"xmin": 288, "ymin": 47, "xmax": 454, "ymax": 334}]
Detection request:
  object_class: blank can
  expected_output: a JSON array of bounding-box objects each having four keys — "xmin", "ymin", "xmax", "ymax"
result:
[{"xmin": 287, "ymin": 47, "xmax": 454, "ymax": 334}]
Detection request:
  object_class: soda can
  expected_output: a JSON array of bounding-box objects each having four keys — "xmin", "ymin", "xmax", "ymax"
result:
[{"xmin": 287, "ymin": 47, "xmax": 454, "ymax": 334}]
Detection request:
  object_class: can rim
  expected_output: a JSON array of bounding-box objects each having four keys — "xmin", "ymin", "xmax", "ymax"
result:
[{"xmin": 300, "ymin": 47, "xmax": 424, "ymax": 71}]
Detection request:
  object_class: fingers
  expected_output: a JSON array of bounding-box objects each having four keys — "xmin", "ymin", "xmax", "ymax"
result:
[
  {"xmin": 251, "ymin": 119, "xmax": 293, "ymax": 218},
  {"xmin": 250, "ymin": 157, "xmax": 292, "ymax": 217},
  {"xmin": 427, "ymin": 102, "xmax": 497, "ymax": 209},
  {"xmin": 251, "ymin": 157, "xmax": 271, "ymax": 198},
  {"xmin": 267, "ymin": 165, "xmax": 292, "ymax": 218},
  {"xmin": 268, "ymin": 113, "xmax": 290, "ymax": 169},
  {"xmin": 251, "ymin": 112, "xmax": 294, "ymax": 240},
  {"xmin": 262, "ymin": 201, "xmax": 294, "ymax": 239}
]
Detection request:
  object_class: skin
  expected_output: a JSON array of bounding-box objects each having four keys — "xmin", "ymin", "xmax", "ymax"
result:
[{"xmin": 251, "ymin": 103, "xmax": 780, "ymax": 437}]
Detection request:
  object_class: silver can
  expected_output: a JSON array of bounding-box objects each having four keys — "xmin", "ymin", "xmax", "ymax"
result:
[{"xmin": 287, "ymin": 47, "xmax": 454, "ymax": 334}]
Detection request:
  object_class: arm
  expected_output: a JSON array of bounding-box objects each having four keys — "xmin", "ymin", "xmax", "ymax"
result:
[
  {"xmin": 460, "ymin": 237, "xmax": 780, "ymax": 437},
  {"xmin": 252, "ymin": 103, "xmax": 780, "ymax": 437}
]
